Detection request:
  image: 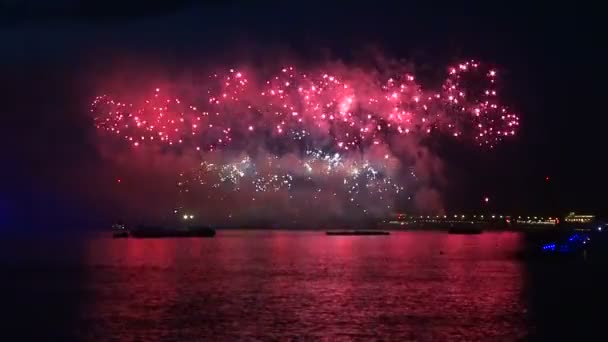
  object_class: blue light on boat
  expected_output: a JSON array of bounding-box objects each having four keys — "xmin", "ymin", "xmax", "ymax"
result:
[{"xmin": 540, "ymin": 232, "xmax": 591, "ymax": 254}]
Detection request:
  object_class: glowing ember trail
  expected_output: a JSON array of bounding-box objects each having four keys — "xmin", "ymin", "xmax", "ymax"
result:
[{"xmin": 92, "ymin": 60, "xmax": 519, "ymax": 219}]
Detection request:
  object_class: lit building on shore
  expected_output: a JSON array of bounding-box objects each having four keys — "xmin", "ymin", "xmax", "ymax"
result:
[
  {"xmin": 381, "ymin": 213, "xmax": 562, "ymax": 228},
  {"xmin": 564, "ymin": 212, "xmax": 595, "ymax": 224}
]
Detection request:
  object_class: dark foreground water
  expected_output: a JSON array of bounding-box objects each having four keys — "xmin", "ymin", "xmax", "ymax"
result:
[{"xmin": 1, "ymin": 230, "xmax": 607, "ymax": 341}]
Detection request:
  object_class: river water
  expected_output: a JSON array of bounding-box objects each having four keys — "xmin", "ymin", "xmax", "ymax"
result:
[{"xmin": 1, "ymin": 230, "xmax": 606, "ymax": 340}]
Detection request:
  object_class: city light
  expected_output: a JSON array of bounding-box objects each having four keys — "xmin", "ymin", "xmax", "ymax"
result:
[{"xmin": 383, "ymin": 211, "xmax": 588, "ymax": 229}]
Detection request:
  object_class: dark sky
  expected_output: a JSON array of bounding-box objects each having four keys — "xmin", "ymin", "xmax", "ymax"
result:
[{"xmin": 1, "ymin": 1, "xmax": 604, "ymax": 230}]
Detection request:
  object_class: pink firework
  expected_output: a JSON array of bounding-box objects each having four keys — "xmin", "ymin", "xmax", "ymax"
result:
[
  {"xmin": 93, "ymin": 60, "xmax": 518, "ymax": 153},
  {"xmin": 92, "ymin": 60, "xmax": 520, "ymax": 216}
]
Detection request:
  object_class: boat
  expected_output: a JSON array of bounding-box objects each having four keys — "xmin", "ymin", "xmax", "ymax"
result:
[
  {"xmin": 112, "ymin": 230, "xmax": 129, "ymax": 238},
  {"xmin": 112, "ymin": 223, "xmax": 129, "ymax": 238},
  {"xmin": 377, "ymin": 220, "xmax": 409, "ymax": 230},
  {"xmin": 129, "ymin": 225, "xmax": 216, "ymax": 238},
  {"xmin": 447, "ymin": 227, "xmax": 483, "ymax": 234},
  {"xmin": 540, "ymin": 233, "xmax": 590, "ymax": 255},
  {"xmin": 326, "ymin": 230, "xmax": 390, "ymax": 236}
]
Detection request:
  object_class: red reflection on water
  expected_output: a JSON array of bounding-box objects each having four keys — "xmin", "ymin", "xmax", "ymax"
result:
[
  {"xmin": 82, "ymin": 231, "xmax": 527, "ymax": 340},
  {"xmin": 442, "ymin": 232, "xmax": 525, "ymax": 334}
]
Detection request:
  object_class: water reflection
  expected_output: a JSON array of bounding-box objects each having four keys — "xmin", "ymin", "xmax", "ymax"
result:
[{"xmin": 82, "ymin": 231, "xmax": 527, "ymax": 340}]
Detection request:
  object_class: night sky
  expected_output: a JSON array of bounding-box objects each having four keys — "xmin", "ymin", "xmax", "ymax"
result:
[{"xmin": 1, "ymin": 1, "xmax": 603, "ymax": 230}]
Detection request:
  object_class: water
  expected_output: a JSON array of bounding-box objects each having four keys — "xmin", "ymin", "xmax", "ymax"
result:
[{"xmin": 1, "ymin": 231, "xmax": 606, "ymax": 340}]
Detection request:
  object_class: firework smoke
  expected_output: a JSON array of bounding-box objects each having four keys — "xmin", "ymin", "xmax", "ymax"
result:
[{"xmin": 92, "ymin": 60, "xmax": 518, "ymax": 224}]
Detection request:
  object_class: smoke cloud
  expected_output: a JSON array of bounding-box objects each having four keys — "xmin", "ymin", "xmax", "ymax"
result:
[{"xmin": 90, "ymin": 57, "xmax": 517, "ymax": 226}]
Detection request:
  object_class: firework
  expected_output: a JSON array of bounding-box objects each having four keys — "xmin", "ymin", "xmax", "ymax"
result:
[
  {"xmin": 94, "ymin": 60, "xmax": 517, "ymax": 151},
  {"xmin": 94, "ymin": 60, "xmax": 519, "ymax": 218}
]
